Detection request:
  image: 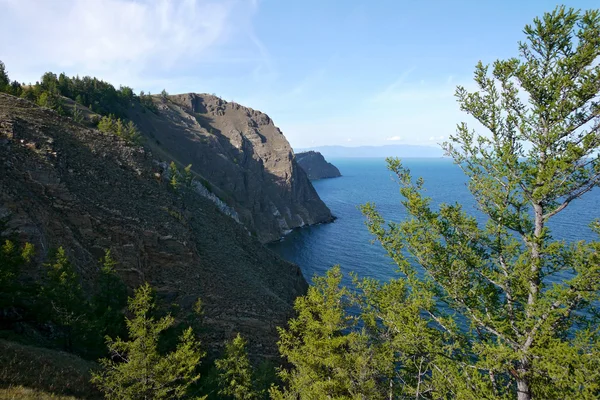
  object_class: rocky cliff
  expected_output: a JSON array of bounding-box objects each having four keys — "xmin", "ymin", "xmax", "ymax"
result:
[
  {"xmin": 295, "ymin": 151, "xmax": 342, "ymax": 180},
  {"xmin": 127, "ymin": 94, "xmax": 333, "ymax": 242},
  {"xmin": 0, "ymin": 93, "xmax": 307, "ymax": 356}
]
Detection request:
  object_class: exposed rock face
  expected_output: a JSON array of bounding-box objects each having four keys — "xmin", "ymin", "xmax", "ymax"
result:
[
  {"xmin": 127, "ymin": 94, "xmax": 333, "ymax": 242},
  {"xmin": 0, "ymin": 93, "xmax": 307, "ymax": 357},
  {"xmin": 296, "ymin": 151, "xmax": 342, "ymax": 180}
]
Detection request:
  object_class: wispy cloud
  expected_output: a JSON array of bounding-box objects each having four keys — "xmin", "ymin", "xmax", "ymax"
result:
[
  {"xmin": 386, "ymin": 135, "xmax": 402, "ymax": 141},
  {"xmin": 0, "ymin": 0, "xmax": 253, "ymax": 88}
]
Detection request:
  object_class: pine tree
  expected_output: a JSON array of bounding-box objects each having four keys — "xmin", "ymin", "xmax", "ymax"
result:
[
  {"xmin": 215, "ymin": 334, "xmax": 258, "ymax": 400},
  {"xmin": 361, "ymin": 6, "xmax": 600, "ymax": 399},
  {"xmin": 92, "ymin": 283, "xmax": 205, "ymax": 400},
  {"xmin": 72, "ymin": 104, "xmax": 84, "ymax": 123},
  {"xmin": 0, "ymin": 240, "xmax": 34, "ymax": 309},
  {"xmin": 90, "ymin": 250, "xmax": 127, "ymax": 351},
  {"xmin": 271, "ymin": 267, "xmax": 383, "ymax": 400},
  {"xmin": 169, "ymin": 161, "xmax": 181, "ymax": 191},
  {"xmin": 183, "ymin": 164, "xmax": 194, "ymax": 188},
  {"xmin": 124, "ymin": 120, "xmax": 142, "ymax": 145},
  {"xmin": 41, "ymin": 247, "xmax": 87, "ymax": 352},
  {"xmin": 0, "ymin": 60, "xmax": 9, "ymax": 88}
]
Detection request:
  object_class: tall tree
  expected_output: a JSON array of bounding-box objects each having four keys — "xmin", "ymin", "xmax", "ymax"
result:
[
  {"xmin": 272, "ymin": 266, "xmax": 383, "ymax": 400},
  {"xmin": 41, "ymin": 247, "xmax": 88, "ymax": 352},
  {"xmin": 215, "ymin": 334, "xmax": 258, "ymax": 400},
  {"xmin": 0, "ymin": 60, "xmax": 9, "ymax": 89},
  {"xmin": 92, "ymin": 283, "xmax": 205, "ymax": 400},
  {"xmin": 362, "ymin": 6, "xmax": 600, "ymax": 400}
]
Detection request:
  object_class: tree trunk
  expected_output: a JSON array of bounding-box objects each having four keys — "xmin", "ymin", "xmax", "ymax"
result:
[{"xmin": 517, "ymin": 377, "xmax": 531, "ymax": 400}]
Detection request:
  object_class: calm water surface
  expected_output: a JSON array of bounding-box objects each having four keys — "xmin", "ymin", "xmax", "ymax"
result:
[{"xmin": 269, "ymin": 158, "xmax": 600, "ymax": 284}]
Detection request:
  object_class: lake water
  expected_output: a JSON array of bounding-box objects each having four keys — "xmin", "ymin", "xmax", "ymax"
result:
[{"xmin": 269, "ymin": 158, "xmax": 600, "ymax": 284}]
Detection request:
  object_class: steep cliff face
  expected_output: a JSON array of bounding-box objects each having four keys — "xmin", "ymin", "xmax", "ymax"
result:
[
  {"xmin": 127, "ymin": 94, "xmax": 333, "ymax": 243},
  {"xmin": 296, "ymin": 151, "xmax": 342, "ymax": 180},
  {"xmin": 0, "ymin": 93, "xmax": 306, "ymax": 356}
]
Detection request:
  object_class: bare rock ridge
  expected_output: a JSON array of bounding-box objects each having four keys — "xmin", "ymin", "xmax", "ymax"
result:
[
  {"xmin": 127, "ymin": 93, "xmax": 333, "ymax": 243},
  {"xmin": 0, "ymin": 93, "xmax": 307, "ymax": 356},
  {"xmin": 295, "ymin": 151, "xmax": 342, "ymax": 180}
]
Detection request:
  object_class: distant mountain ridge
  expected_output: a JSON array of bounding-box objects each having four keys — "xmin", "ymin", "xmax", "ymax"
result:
[{"xmin": 296, "ymin": 144, "xmax": 444, "ymax": 158}]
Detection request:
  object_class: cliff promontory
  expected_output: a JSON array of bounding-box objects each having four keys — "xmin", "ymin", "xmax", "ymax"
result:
[
  {"xmin": 127, "ymin": 94, "xmax": 333, "ymax": 242},
  {"xmin": 0, "ymin": 93, "xmax": 306, "ymax": 356},
  {"xmin": 295, "ymin": 151, "xmax": 342, "ymax": 180}
]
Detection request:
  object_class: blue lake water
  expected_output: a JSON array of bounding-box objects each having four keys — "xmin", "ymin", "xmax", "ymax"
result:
[{"xmin": 269, "ymin": 158, "xmax": 600, "ymax": 284}]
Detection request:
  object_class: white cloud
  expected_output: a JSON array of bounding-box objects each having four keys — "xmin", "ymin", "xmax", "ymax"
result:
[
  {"xmin": 0, "ymin": 0, "xmax": 254, "ymax": 88},
  {"xmin": 386, "ymin": 135, "xmax": 402, "ymax": 141}
]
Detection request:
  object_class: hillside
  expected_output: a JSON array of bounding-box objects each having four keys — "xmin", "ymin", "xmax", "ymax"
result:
[
  {"xmin": 295, "ymin": 151, "xmax": 341, "ymax": 180},
  {"xmin": 127, "ymin": 93, "xmax": 333, "ymax": 243},
  {"xmin": 0, "ymin": 93, "xmax": 307, "ymax": 358}
]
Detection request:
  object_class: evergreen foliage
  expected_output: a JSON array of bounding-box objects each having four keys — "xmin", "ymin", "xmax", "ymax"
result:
[
  {"xmin": 271, "ymin": 266, "xmax": 384, "ymax": 400},
  {"xmin": 275, "ymin": 6, "xmax": 600, "ymax": 400},
  {"xmin": 0, "ymin": 239, "xmax": 34, "ymax": 309},
  {"xmin": 360, "ymin": 6, "xmax": 600, "ymax": 400},
  {"xmin": 92, "ymin": 283, "xmax": 205, "ymax": 400},
  {"xmin": 89, "ymin": 250, "xmax": 128, "ymax": 352},
  {"xmin": 140, "ymin": 91, "xmax": 158, "ymax": 113},
  {"xmin": 97, "ymin": 114, "xmax": 142, "ymax": 145},
  {"xmin": 0, "ymin": 60, "xmax": 9, "ymax": 89},
  {"xmin": 216, "ymin": 334, "xmax": 258, "ymax": 400},
  {"xmin": 41, "ymin": 247, "xmax": 88, "ymax": 352},
  {"xmin": 169, "ymin": 161, "xmax": 181, "ymax": 191}
]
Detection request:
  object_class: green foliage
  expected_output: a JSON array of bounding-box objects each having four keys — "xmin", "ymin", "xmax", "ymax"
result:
[
  {"xmin": 0, "ymin": 239, "xmax": 34, "ymax": 309},
  {"xmin": 41, "ymin": 247, "xmax": 88, "ymax": 352},
  {"xmin": 37, "ymin": 90, "xmax": 67, "ymax": 115},
  {"xmin": 358, "ymin": 6, "xmax": 600, "ymax": 400},
  {"xmin": 72, "ymin": 104, "xmax": 84, "ymax": 124},
  {"xmin": 0, "ymin": 60, "xmax": 9, "ymax": 89},
  {"xmin": 274, "ymin": 7, "xmax": 600, "ymax": 400},
  {"xmin": 140, "ymin": 91, "xmax": 158, "ymax": 113},
  {"xmin": 169, "ymin": 161, "xmax": 181, "ymax": 191},
  {"xmin": 97, "ymin": 114, "xmax": 142, "ymax": 145},
  {"xmin": 272, "ymin": 267, "xmax": 383, "ymax": 400},
  {"xmin": 215, "ymin": 334, "xmax": 258, "ymax": 400},
  {"xmin": 92, "ymin": 283, "xmax": 205, "ymax": 400},
  {"xmin": 160, "ymin": 89, "xmax": 169, "ymax": 101},
  {"xmin": 183, "ymin": 164, "xmax": 194, "ymax": 187},
  {"xmin": 90, "ymin": 250, "xmax": 128, "ymax": 351}
]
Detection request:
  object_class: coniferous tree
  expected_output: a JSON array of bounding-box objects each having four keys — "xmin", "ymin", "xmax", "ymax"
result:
[
  {"xmin": 92, "ymin": 283, "xmax": 205, "ymax": 400},
  {"xmin": 0, "ymin": 60, "xmax": 9, "ymax": 90},
  {"xmin": 90, "ymin": 250, "xmax": 128, "ymax": 349},
  {"xmin": 183, "ymin": 164, "xmax": 194, "ymax": 188},
  {"xmin": 41, "ymin": 247, "xmax": 87, "ymax": 352},
  {"xmin": 72, "ymin": 104, "xmax": 84, "ymax": 123},
  {"xmin": 0, "ymin": 240, "xmax": 34, "ymax": 309},
  {"xmin": 361, "ymin": 6, "xmax": 600, "ymax": 400},
  {"xmin": 275, "ymin": 7, "xmax": 600, "ymax": 400},
  {"xmin": 216, "ymin": 334, "xmax": 258, "ymax": 400},
  {"xmin": 169, "ymin": 161, "xmax": 181, "ymax": 191},
  {"xmin": 271, "ymin": 267, "xmax": 383, "ymax": 400}
]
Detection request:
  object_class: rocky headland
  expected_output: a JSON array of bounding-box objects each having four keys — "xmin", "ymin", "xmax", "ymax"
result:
[{"xmin": 295, "ymin": 150, "xmax": 342, "ymax": 180}]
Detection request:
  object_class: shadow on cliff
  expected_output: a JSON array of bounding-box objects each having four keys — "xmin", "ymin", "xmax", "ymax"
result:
[{"xmin": 128, "ymin": 99, "xmax": 331, "ymax": 243}]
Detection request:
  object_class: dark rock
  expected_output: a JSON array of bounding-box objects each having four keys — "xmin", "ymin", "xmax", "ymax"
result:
[
  {"xmin": 295, "ymin": 151, "xmax": 342, "ymax": 180},
  {"xmin": 128, "ymin": 93, "xmax": 333, "ymax": 243},
  {"xmin": 0, "ymin": 93, "xmax": 307, "ymax": 357}
]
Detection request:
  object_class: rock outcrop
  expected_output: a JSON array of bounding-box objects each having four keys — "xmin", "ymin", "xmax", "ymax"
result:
[
  {"xmin": 295, "ymin": 151, "xmax": 342, "ymax": 180},
  {"xmin": 0, "ymin": 93, "xmax": 307, "ymax": 357},
  {"xmin": 127, "ymin": 94, "xmax": 333, "ymax": 243}
]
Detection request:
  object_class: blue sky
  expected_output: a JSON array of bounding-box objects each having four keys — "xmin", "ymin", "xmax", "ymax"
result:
[{"xmin": 0, "ymin": 0, "xmax": 597, "ymax": 148}]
